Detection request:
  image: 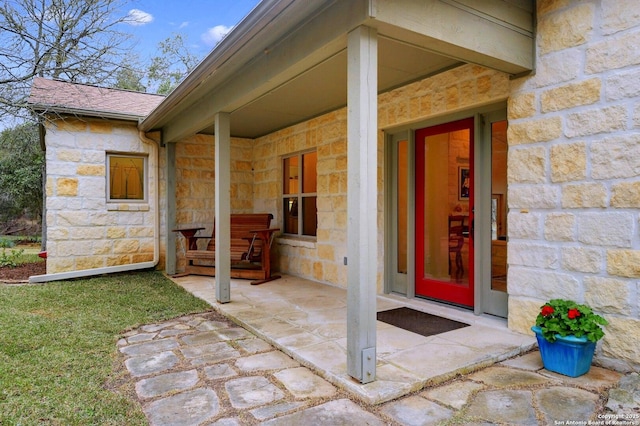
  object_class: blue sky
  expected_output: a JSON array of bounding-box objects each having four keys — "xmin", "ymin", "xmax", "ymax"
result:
[{"xmin": 121, "ymin": 0, "xmax": 262, "ymax": 61}]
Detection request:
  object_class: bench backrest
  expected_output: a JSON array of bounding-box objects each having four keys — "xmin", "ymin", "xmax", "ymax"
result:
[{"xmin": 207, "ymin": 213, "xmax": 274, "ymax": 261}]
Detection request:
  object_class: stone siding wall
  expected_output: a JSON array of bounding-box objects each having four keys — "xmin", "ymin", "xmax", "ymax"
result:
[
  {"xmin": 173, "ymin": 135, "xmax": 255, "ymax": 272},
  {"xmin": 507, "ymin": 0, "xmax": 640, "ymax": 371},
  {"xmin": 44, "ymin": 118, "xmax": 157, "ymax": 273},
  {"xmin": 251, "ymin": 64, "xmax": 509, "ymax": 291}
]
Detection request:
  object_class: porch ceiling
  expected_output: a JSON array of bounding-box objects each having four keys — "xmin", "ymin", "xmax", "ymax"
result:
[
  {"xmin": 141, "ymin": 0, "xmax": 533, "ymax": 142},
  {"xmin": 204, "ymin": 38, "xmax": 461, "ymax": 138}
]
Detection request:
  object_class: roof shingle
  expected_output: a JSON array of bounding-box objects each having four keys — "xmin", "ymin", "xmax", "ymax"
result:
[{"xmin": 28, "ymin": 77, "xmax": 165, "ymax": 119}]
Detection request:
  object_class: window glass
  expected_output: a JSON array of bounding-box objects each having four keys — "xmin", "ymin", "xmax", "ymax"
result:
[
  {"xmin": 283, "ymin": 156, "xmax": 299, "ymax": 195},
  {"xmin": 302, "ymin": 151, "xmax": 317, "ymax": 193},
  {"xmin": 108, "ymin": 154, "xmax": 146, "ymax": 201},
  {"xmin": 283, "ymin": 150, "xmax": 317, "ymax": 237},
  {"xmin": 283, "ymin": 197, "xmax": 298, "ymax": 234},
  {"xmin": 302, "ymin": 197, "xmax": 317, "ymax": 236}
]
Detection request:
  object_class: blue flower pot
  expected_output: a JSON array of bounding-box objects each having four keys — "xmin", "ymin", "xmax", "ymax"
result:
[{"xmin": 531, "ymin": 326, "xmax": 596, "ymax": 377}]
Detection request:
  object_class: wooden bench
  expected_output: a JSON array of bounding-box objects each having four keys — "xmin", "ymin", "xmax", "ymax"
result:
[{"xmin": 174, "ymin": 213, "xmax": 280, "ymax": 285}]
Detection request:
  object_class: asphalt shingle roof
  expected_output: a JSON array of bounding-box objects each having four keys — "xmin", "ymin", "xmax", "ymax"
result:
[{"xmin": 28, "ymin": 77, "xmax": 165, "ymax": 119}]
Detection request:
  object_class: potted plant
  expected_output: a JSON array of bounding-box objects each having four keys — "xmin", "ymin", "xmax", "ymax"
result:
[{"xmin": 531, "ymin": 299, "xmax": 608, "ymax": 377}]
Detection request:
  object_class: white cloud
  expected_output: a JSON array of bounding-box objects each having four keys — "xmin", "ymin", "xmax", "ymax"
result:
[
  {"xmin": 178, "ymin": 21, "xmax": 189, "ymax": 29},
  {"xmin": 201, "ymin": 25, "xmax": 233, "ymax": 46},
  {"xmin": 126, "ymin": 9, "xmax": 154, "ymax": 26}
]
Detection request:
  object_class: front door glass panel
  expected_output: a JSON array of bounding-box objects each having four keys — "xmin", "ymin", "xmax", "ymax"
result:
[
  {"xmin": 397, "ymin": 140, "xmax": 408, "ymax": 274},
  {"xmin": 491, "ymin": 120, "xmax": 508, "ymax": 292},
  {"xmin": 415, "ymin": 118, "xmax": 474, "ymax": 307}
]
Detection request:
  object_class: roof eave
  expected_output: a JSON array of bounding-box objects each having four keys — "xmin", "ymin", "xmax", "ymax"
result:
[
  {"xmin": 32, "ymin": 104, "xmax": 144, "ymax": 123},
  {"xmin": 139, "ymin": 0, "xmax": 296, "ymax": 132}
]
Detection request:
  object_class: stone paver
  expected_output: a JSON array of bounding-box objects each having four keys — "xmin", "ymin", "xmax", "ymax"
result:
[
  {"xmin": 204, "ymin": 363, "xmax": 238, "ymax": 380},
  {"xmin": 225, "ymin": 376, "xmax": 285, "ymax": 409},
  {"xmin": 421, "ymin": 380, "xmax": 484, "ymax": 410},
  {"xmin": 117, "ymin": 311, "xmax": 638, "ymax": 426},
  {"xmin": 606, "ymin": 372, "xmax": 640, "ymax": 415},
  {"xmin": 466, "ymin": 389, "xmax": 537, "ymax": 424},
  {"xmin": 124, "ymin": 351, "xmax": 179, "ymax": 377},
  {"xmin": 144, "ymin": 388, "xmax": 219, "ymax": 426},
  {"xmin": 249, "ymin": 401, "xmax": 306, "ymax": 421},
  {"xmin": 273, "ymin": 367, "xmax": 337, "ymax": 399},
  {"xmin": 536, "ymin": 386, "xmax": 599, "ymax": 425},
  {"xmin": 541, "ymin": 365, "xmax": 623, "ymax": 391},
  {"xmin": 234, "ymin": 351, "xmax": 299, "ymax": 372},
  {"xmin": 135, "ymin": 369, "xmax": 199, "ymax": 399},
  {"xmin": 469, "ymin": 365, "xmax": 556, "ymax": 387},
  {"xmin": 500, "ymin": 350, "xmax": 544, "ymax": 371},
  {"xmin": 381, "ymin": 395, "xmax": 453, "ymax": 426},
  {"xmin": 261, "ymin": 399, "xmax": 385, "ymax": 425},
  {"xmin": 180, "ymin": 341, "xmax": 238, "ymax": 359},
  {"xmin": 120, "ymin": 338, "xmax": 179, "ymax": 356}
]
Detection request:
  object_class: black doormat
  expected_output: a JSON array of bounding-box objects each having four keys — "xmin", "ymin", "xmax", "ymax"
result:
[{"xmin": 377, "ymin": 307, "xmax": 469, "ymax": 337}]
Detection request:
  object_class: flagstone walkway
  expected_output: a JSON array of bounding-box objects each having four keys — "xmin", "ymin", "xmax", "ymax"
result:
[{"xmin": 117, "ymin": 310, "xmax": 638, "ymax": 426}]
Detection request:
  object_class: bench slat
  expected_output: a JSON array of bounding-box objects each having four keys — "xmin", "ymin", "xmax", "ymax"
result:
[{"xmin": 176, "ymin": 213, "xmax": 280, "ymax": 284}]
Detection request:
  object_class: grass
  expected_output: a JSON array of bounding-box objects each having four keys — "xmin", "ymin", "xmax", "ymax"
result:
[
  {"xmin": 0, "ymin": 271, "xmax": 211, "ymax": 425},
  {"xmin": 1, "ymin": 248, "xmax": 43, "ymax": 265},
  {"xmin": 0, "ymin": 236, "xmax": 43, "ymax": 266}
]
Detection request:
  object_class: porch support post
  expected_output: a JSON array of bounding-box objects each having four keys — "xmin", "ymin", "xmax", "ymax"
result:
[
  {"xmin": 346, "ymin": 25, "xmax": 377, "ymax": 384},
  {"xmin": 166, "ymin": 142, "xmax": 177, "ymax": 275},
  {"xmin": 215, "ymin": 112, "xmax": 231, "ymax": 303}
]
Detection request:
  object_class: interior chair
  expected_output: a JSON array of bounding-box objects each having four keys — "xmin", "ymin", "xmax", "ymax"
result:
[{"xmin": 448, "ymin": 215, "xmax": 466, "ymax": 279}]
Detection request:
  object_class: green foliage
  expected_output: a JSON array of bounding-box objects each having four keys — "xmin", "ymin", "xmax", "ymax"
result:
[
  {"xmin": 147, "ymin": 33, "xmax": 202, "ymax": 95},
  {"xmin": 0, "ymin": 248, "xmax": 24, "ymax": 267},
  {"xmin": 0, "ymin": 271, "xmax": 210, "ymax": 425},
  {"xmin": 114, "ymin": 55, "xmax": 147, "ymax": 92},
  {"xmin": 0, "ymin": 123, "xmax": 43, "ymax": 223},
  {"xmin": 535, "ymin": 299, "xmax": 608, "ymax": 343},
  {"xmin": 0, "ymin": 238, "xmax": 15, "ymax": 248}
]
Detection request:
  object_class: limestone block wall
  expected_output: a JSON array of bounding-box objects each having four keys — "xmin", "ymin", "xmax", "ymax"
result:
[
  {"xmin": 253, "ymin": 64, "xmax": 509, "ymax": 291},
  {"xmin": 172, "ymin": 135, "xmax": 255, "ymax": 272},
  {"xmin": 44, "ymin": 118, "xmax": 157, "ymax": 274},
  {"xmin": 253, "ymin": 113, "xmax": 346, "ymax": 286},
  {"xmin": 507, "ymin": 0, "xmax": 640, "ymax": 371}
]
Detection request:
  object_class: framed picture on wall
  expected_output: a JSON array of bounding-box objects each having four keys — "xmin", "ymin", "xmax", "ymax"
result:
[{"xmin": 459, "ymin": 167, "xmax": 470, "ymax": 200}]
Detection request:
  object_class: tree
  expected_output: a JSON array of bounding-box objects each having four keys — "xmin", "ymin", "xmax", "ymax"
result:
[
  {"xmin": 0, "ymin": 0, "xmax": 136, "ymax": 121},
  {"xmin": 0, "ymin": 123, "xmax": 43, "ymax": 224},
  {"xmin": 147, "ymin": 33, "xmax": 201, "ymax": 95},
  {"xmin": 114, "ymin": 55, "xmax": 147, "ymax": 92}
]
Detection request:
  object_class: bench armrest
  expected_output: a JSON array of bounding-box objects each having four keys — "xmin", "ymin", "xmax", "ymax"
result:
[
  {"xmin": 249, "ymin": 228, "xmax": 280, "ymax": 235},
  {"xmin": 173, "ymin": 227, "xmax": 205, "ymax": 236},
  {"xmin": 173, "ymin": 227, "xmax": 206, "ymax": 250}
]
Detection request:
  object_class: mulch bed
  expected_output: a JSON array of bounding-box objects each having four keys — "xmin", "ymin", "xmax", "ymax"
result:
[{"xmin": 0, "ymin": 262, "xmax": 46, "ymax": 283}]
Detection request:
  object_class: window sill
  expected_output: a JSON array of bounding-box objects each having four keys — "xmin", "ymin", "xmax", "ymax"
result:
[
  {"xmin": 107, "ymin": 203, "xmax": 150, "ymax": 212},
  {"xmin": 276, "ymin": 236, "xmax": 316, "ymax": 249}
]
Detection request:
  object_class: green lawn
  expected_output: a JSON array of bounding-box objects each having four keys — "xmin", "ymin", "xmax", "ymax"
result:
[
  {"xmin": 0, "ymin": 271, "xmax": 211, "ymax": 425},
  {"xmin": 0, "ymin": 238, "xmax": 43, "ymax": 266}
]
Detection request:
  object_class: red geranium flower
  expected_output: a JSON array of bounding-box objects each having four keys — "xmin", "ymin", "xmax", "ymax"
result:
[
  {"xmin": 541, "ymin": 305, "xmax": 554, "ymax": 317},
  {"xmin": 535, "ymin": 299, "xmax": 608, "ymax": 343}
]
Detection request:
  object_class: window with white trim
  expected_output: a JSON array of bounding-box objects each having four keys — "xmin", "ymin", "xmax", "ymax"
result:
[
  {"xmin": 107, "ymin": 153, "xmax": 147, "ymax": 202},
  {"xmin": 282, "ymin": 150, "xmax": 317, "ymax": 236}
]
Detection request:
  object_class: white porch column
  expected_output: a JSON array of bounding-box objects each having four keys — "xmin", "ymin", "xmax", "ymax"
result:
[
  {"xmin": 346, "ymin": 25, "xmax": 378, "ymax": 384},
  {"xmin": 215, "ymin": 112, "xmax": 231, "ymax": 303},
  {"xmin": 166, "ymin": 142, "xmax": 177, "ymax": 275}
]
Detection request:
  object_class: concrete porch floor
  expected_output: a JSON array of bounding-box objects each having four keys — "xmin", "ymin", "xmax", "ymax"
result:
[{"xmin": 170, "ymin": 274, "xmax": 536, "ymax": 405}]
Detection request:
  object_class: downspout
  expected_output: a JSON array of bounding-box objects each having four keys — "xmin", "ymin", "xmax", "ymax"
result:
[
  {"xmin": 138, "ymin": 130, "xmax": 161, "ymax": 267},
  {"xmin": 29, "ymin": 130, "xmax": 161, "ymax": 283}
]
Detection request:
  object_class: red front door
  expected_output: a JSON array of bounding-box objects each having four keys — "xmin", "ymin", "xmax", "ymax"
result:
[{"xmin": 415, "ymin": 118, "xmax": 474, "ymax": 307}]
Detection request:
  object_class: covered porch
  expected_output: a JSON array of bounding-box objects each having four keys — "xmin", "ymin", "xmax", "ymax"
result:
[
  {"xmin": 145, "ymin": 0, "xmax": 535, "ymax": 385},
  {"xmin": 171, "ymin": 274, "xmax": 535, "ymax": 404}
]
